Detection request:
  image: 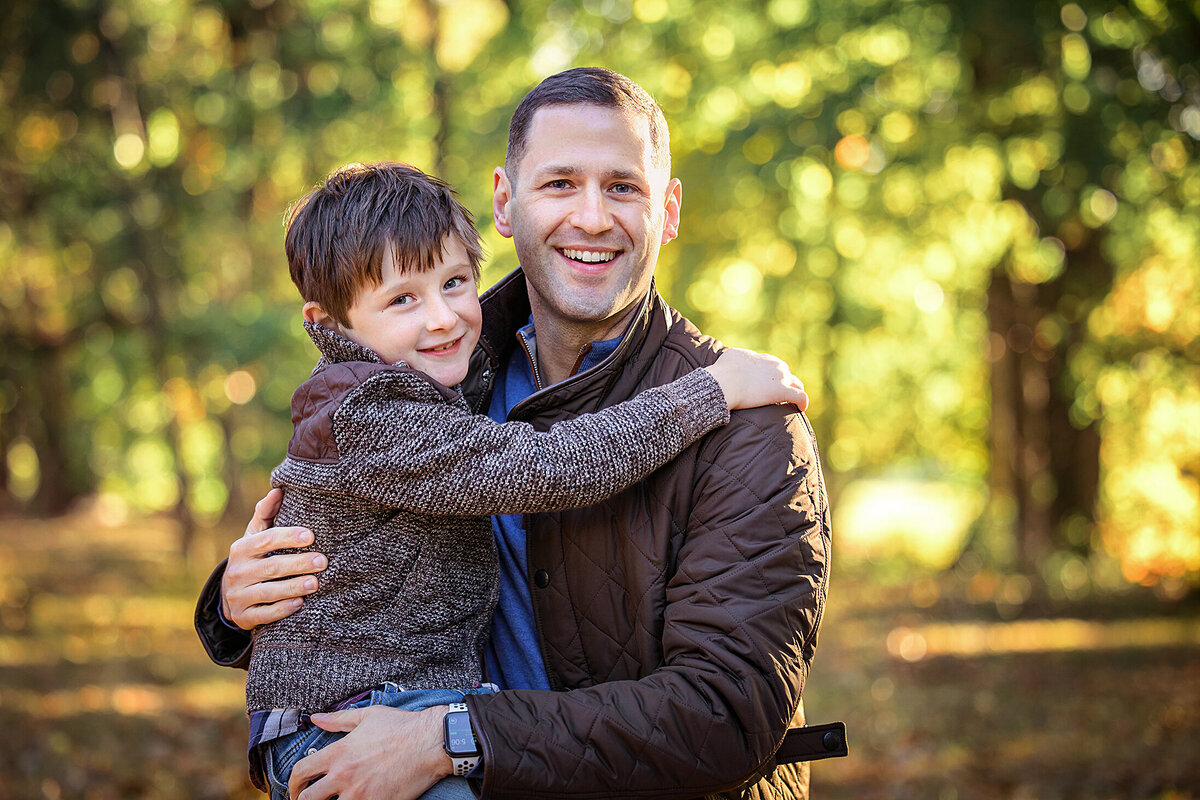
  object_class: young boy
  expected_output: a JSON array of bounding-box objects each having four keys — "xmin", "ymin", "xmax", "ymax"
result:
[{"xmin": 247, "ymin": 162, "xmax": 806, "ymax": 799}]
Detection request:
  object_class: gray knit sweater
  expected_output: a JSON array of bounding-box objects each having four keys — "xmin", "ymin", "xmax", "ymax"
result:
[{"xmin": 245, "ymin": 322, "xmax": 729, "ymax": 714}]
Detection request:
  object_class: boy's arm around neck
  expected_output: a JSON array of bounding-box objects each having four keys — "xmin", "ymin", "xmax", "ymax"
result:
[{"xmin": 290, "ymin": 365, "xmax": 730, "ymax": 517}]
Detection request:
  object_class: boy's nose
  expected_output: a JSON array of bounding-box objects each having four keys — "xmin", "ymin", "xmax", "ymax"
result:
[
  {"xmin": 570, "ymin": 186, "xmax": 613, "ymax": 234},
  {"xmin": 425, "ymin": 295, "xmax": 458, "ymax": 330}
]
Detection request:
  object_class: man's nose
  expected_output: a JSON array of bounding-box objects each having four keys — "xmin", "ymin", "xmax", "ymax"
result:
[{"xmin": 570, "ymin": 186, "xmax": 613, "ymax": 234}]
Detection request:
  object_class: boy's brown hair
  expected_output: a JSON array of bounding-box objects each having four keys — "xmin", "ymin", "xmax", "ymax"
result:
[{"xmin": 284, "ymin": 162, "xmax": 484, "ymax": 327}]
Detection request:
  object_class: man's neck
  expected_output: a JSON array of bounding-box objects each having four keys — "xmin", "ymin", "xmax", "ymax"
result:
[{"xmin": 527, "ymin": 295, "xmax": 643, "ymax": 387}]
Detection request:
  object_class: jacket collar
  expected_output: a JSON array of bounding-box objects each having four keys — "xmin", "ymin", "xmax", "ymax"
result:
[{"xmin": 461, "ymin": 267, "xmax": 675, "ymax": 419}]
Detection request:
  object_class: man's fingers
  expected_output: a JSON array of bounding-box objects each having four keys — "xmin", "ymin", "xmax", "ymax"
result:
[
  {"xmin": 247, "ymin": 488, "xmax": 284, "ymax": 535},
  {"xmin": 229, "ymin": 548, "xmax": 326, "ymax": 583},
  {"xmin": 226, "ymin": 569, "xmax": 322, "ymax": 629},
  {"xmin": 230, "ymin": 598, "xmax": 305, "ymax": 629},
  {"xmin": 294, "ymin": 775, "xmax": 338, "ymax": 800},
  {"xmin": 223, "ymin": 531, "xmax": 324, "ymax": 629},
  {"xmin": 230, "ymin": 526, "xmax": 316, "ymax": 560},
  {"xmin": 248, "ymin": 572, "xmax": 321, "ymax": 603},
  {"xmin": 290, "ymin": 744, "xmax": 335, "ymax": 800}
]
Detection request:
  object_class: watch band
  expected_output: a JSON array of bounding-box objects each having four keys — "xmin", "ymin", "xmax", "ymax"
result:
[
  {"xmin": 449, "ymin": 754, "xmax": 478, "ymax": 777},
  {"xmin": 446, "ymin": 702, "xmax": 480, "ymax": 776}
]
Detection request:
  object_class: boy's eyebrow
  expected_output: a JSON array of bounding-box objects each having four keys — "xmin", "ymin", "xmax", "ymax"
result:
[{"xmin": 368, "ymin": 272, "xmax": 416, "ymax": 296}]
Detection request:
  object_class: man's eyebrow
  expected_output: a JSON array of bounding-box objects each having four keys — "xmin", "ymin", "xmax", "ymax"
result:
[
  {"xmin": 530, "ymin": 164, "xmax": 581, "ymax": 180},
  {"xmin": 605, "ymin": 168, "xmax": 646, "ymax": 183},
  {"xmin": 532, "ymin": 164, "xmax": 647, "ymax": 183}
]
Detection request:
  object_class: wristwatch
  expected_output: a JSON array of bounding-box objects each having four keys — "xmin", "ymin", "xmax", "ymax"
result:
[{"xmin": 443, "ymin": 702, "xmax": 481, "ymax": 776}]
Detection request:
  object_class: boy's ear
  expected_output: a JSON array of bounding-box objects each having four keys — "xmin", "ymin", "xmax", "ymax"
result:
[
  {"xmin": 492, "ymin": 167, "xmax": 514, "ymax": 239},
  {"xmin": 302, "ymin": 301, "xmax": 338, "ymax": 329}
]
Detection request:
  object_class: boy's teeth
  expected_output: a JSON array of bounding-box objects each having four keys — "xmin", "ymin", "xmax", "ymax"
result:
[{"xmin": 562, "ymin": 248, "xmax": 615, "ymax": 263}]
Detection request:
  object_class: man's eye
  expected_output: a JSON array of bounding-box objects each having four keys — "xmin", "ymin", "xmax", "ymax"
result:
[
  {"xmin": 611, "ymin": 183, "xmax": 635, "ymax": 194},
  {"xmin": 545, "ymin": 179, "xmax": 571, "ymax": 190}
]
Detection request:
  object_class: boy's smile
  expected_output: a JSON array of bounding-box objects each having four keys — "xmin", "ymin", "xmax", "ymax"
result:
[{"xmin": 333, "ymin": 236, "xmax": 482, "ymax": 388}]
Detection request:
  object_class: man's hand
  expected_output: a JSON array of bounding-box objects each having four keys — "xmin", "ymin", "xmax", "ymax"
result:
[
  {"xmin": 221, "ymin": 488, "xmax": 327, "ymax": 630},
  {"xmin": 289, "ymin": 705, "xmax": 452, "ymax": 800}
]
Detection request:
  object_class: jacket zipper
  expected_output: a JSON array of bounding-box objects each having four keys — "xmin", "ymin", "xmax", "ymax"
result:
[
  {"xmin": 506, "ymin": 288, "xmax": 662, "ymax": 690},
  {"xmin": 516, "ymin": 329, "xmax": 546, "ymax": 392},
  {"xmin": 567, "ymin": 342, "xmax": 593, "ymax": 378},
  {"xmin": 508, "ymin": 288, "xmax": 659, "ymax": 420}
]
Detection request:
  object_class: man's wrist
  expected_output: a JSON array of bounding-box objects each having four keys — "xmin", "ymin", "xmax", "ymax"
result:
[
  {"xmin": 216, "ymin": 595, "xmax": 242, "ymax": 631},
  {"xmin": 417, "ymin": 705, "xmax": 455, "ymax": 780}
]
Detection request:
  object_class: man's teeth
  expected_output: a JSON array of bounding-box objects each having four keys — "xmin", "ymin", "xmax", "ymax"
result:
[{"xmin": 562, "ymin": 249, "xmax": 616, "ymax": 263}]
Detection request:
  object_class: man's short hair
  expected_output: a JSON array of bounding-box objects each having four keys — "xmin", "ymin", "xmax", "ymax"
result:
[
  {"xmin": 284, "ymin": 162, "xmax": 483, "ymax": 327},
  {"xmin": 505, "ymin": 67, "xmax": 671, "ymax": 177}
]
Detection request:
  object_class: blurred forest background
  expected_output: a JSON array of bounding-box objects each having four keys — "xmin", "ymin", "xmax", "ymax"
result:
[{"xmin": 1, "ymin": 0, "xmax": 1198, "ymax": 797}]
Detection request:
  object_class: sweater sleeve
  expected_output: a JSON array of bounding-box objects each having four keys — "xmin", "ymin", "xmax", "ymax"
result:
[{"xmin": 330, "ymin": 367, "xmax": 729, "ymax": 516}]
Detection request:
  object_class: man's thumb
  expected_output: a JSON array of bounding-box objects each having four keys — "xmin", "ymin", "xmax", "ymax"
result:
[{"xmin": 310, "ymin": 706, "xmax": 365, "ymax": 733}]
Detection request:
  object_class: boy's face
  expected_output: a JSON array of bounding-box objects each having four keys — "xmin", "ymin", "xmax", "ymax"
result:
[{"xmin": 340, "ymin": 236, "xmax": 481, "ymax": 387}]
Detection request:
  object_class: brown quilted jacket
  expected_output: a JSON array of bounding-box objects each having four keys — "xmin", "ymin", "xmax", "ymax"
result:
[
  {"xmin": 194, "ymin": 269, "xmax": 830, "ymax": 799},
  {"xmin": 454, "ymin": 272, "xmax": 829, "ymax": 799}
]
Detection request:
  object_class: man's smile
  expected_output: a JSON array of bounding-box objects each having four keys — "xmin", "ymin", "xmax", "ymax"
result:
[{"xmin": 559, "ymin": 248, "xmax": 618, "ymax": 264}]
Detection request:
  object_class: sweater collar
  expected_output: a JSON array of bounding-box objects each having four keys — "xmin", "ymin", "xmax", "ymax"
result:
[{"xmin": 303, "ymin": 321, "xmax": 387, "ymax": 366}]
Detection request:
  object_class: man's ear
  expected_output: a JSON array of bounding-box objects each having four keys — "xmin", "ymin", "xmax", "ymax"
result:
[
  {"xmin": 493, "ymin": 167, "xmax": 514, "ymax": 239},
  {"xmin": 302, "ymin": 301, "xmax": 338, "ymax": 330},
  {"xmin": 661, "ymin": 178, "xmax": 682, "ymax": 245}
]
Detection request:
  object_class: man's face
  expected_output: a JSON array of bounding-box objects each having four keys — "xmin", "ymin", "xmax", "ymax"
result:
[
  {"xmin": 492, "ymin": 104, "xmax": 682, "ymax": 341},
  {"xmin": 336, "ymin": 236, "xmax": 482, "ymax": 388}
]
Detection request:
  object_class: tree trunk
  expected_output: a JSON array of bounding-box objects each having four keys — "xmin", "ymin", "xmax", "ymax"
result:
[
  {"xmin": 28, "ymin": 344, "xmax": 82, "ymax": 514},
  {"xmin": 986, "ymin": 254, "xmax": 1103, "ymax": 573}
]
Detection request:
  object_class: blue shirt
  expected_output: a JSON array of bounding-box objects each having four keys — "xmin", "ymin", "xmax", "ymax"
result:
[{"xmin": 482, "ymin": 319, "xmax": 623, "ymax": 690}]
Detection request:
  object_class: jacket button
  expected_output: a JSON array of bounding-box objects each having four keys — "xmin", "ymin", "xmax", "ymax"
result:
[{"xmin": 533, "ymin": 569, "xmax": 550, "ymax": 588}]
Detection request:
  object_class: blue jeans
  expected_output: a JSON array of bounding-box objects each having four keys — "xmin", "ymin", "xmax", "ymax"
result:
[{"xmin": 260, "ymin": 685, "xmax": 492, "ymax": 800}]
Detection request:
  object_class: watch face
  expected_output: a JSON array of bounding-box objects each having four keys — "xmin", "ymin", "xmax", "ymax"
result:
[{"xmin": 444, "ymin": 710, "xmax": 479, "ymax": 757}]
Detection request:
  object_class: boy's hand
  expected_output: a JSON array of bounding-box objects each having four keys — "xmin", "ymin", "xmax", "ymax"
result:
[
  {"xmin": 704, "ymin": 348, "xmax": 809, "ymax": 412},
  {"xmin": 221, "ymin": 488, "xmax": 327, "ymax": 630},
  {"xmin": 290, "ymin": 705, "xmax": 451, "ymax": 800}
]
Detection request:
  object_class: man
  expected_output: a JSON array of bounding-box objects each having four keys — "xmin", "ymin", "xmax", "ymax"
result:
[{"xmin": 195, "ymin": 67, "xmax": 831, "ymax": 799}]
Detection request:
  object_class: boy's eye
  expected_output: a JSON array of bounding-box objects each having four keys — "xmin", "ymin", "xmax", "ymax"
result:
[
  {"xmin": 390, "ymin": 294, "xmax": 413, "ymax": 307},
  {"xmin": 444, "ymin": 276, "xmax": 468, "ymax": 291}
]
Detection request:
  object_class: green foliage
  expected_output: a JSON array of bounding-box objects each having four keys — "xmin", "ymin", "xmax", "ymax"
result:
[{"xmin": 0, "ymin": 0, "xmax": 1196, "ymax": 585}]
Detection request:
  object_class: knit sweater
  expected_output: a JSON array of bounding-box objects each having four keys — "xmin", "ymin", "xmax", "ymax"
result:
[{"xmin": 245, "ymin": 322, "xmax": 730, "ymax": 714}]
